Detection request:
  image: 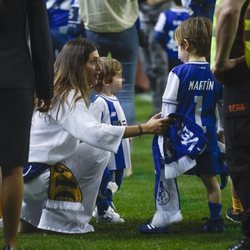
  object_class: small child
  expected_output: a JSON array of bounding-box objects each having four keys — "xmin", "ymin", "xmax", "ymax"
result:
[
  {"xmin": 89, "ymin": 57, "xmax": 131, "ymax": 223},
  {"xmin": 154, "ymin": 0, "xmax": 191, "ymax": 70},
  {"xmin": 139, "ymin": 17, "xmax": 225, "ymax": 234}
]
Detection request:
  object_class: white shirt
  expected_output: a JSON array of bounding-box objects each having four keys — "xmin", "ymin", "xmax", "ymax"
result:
[
  {"xmin": 29, "ymin": 90, "xmax": 125, "ymax": 164},
  {"xmin": 89, "ymin": 95, "xmax": 131, "ymax": 170},
  {"xmin": 79, "ymin": 0, "xmax": 139, "ymax": 32}
]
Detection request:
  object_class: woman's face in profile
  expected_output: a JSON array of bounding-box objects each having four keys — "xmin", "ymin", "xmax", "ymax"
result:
[{"xmin": 85, "ymin": 50, "xmax": 102, "ymax": 88}]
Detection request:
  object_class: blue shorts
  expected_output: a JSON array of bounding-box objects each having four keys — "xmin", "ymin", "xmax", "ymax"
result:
[{"xmin": 185, "ymin": 151, "xmax": 218, "ymax": 176}]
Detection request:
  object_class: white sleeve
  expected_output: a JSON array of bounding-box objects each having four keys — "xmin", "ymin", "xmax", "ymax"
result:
[
  {"xmin": 161, "ymin": 103, "xmax": 177, "ymax": 118},
  {"xmin": 55, "ymin": 99, "xmax": 125, "ymax": 153},
  {"xmin": 162, "ymin": 71, "xmax": 180, "ymax": 104},
  {"xmin": 89, "ymin": 98, "xmax": 104, "ymax": 122},
  {"xmin": 154, "ymin": 12, "xmax": 166, "ymax": 33},
  {"xmin": 161, "ymin": 71, "xmax": 179, "ymax": 117}
]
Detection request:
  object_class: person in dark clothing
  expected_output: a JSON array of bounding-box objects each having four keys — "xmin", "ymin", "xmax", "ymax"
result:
[
  {"xmin": 212, "ymin": 0, "xmax": 250, "ymax": 249},
  {"xmin": 0, "ymin": 0, "xmax": 53, "ymax": 249}
]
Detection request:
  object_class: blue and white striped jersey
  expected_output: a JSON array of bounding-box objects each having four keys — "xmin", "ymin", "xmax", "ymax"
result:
[
  {"xmin": 154, "ymin": 7, "xmax": 190, "ymax": 61},
  {"xmin": 162, "ymin": 61, "xmax": 223, "ymax": 152},
  {"xmin": 89, "ymin": 95, "xmax": 131, "ymax": 170},
  {"xmin": 46, "ymin": 0, "xmax": 73, "ymax": 28}
]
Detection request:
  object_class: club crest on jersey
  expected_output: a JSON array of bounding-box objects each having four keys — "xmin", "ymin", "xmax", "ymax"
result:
[{"xmin": 157, "ymin": 181, "xmax": 170, "ymax": 206}]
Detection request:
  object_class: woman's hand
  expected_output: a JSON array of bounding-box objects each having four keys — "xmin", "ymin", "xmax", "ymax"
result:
[
  {"xmin": 123, "ymin": 113, "xmax": 172, "ymax": 138},
  {"xmin": 142, "ymin": 113, "xmax": 172, "ymax": 135}
]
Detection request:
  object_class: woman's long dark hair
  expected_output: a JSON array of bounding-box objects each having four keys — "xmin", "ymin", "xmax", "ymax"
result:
[{"xmin": 51, "ymin": 37, "xmax": 97, "ymax": 110}]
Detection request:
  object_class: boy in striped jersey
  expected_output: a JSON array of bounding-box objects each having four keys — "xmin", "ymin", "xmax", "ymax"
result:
[
  {"xmin": 139, "ymin": 17, "xmax": 224, "ymax": 234},
  {"xmin": 90, "ymin": 57, "xmax": 131, "ymax": 223}
]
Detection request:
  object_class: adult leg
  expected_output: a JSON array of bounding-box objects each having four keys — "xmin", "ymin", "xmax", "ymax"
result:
[
  {"xmin": 231, "ymin": 174, "xmax": 250, "ymax": 237},
  {"xmin": 225, "ymin": 116, "xmax": 250, "ymax": 248},
  {"xmin": 38, "ymin": 143, "xmax": 111, "ymax": 233},
  {"xmin": 1, "ymin": 166, "xmax": 23, "ymax": 249},
  {"xmin": 20, "ymin": 169, "xmax": 50, "ymax": 230}
]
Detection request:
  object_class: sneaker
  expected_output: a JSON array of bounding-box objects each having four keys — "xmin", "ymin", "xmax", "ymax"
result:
[
  {"xmin": 138, "ymin": 223, "xmax": 170, "ymax": 234},
  {"xmin": 226, "ymin": 208, "xmax": 241, "ymax": 223},
  {"xmin": 202, "ymin": 217, "xmax": 225, "ymax": 233},
  {"xmin": 96, "ymin": 207, "xmax": 125, "ymax": 224},
  {"xmin": 227, "ymin": 236, "xmax": 250, "ymax": 250}
]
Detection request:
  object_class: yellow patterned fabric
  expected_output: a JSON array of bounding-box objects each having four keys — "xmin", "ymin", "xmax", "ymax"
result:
[
  {"xmin": 244, "ymin": 2, "xmax": 250, "ymax": 68},
  {"xmin": 48, "ymin": 163, "xmax": 82, "ymax": 203}
]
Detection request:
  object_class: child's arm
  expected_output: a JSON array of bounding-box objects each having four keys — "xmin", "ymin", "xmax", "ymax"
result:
[{"xmin": 161, "ymin": 71, "xmax": 179, "ymax": 117}]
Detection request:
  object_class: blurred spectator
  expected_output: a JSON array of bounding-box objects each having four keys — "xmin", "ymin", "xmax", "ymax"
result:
[
  {"xmin": 78, "ymin": 0, "xmax": 140, "ymax": 125},
  {"xmin": 46, "ymin": 0, "xmax": 73, "ymax": 59},
  {"xmin": 139, "ymin": 0, "xmax": 172, "ymax": 114},
  {"xmin": 0, "ymin": 0, "xmax": 53, "ymax": 249},
  {"xmin": 181, "ymin": 0, "xmax": 216, "ymax": 20},
  {"xmin": 154, "ymin": 0, "xmax": 191, "ymax": 71},
  {"xmin": 212, "ymin": 0, "xmax": 250, "ymax": 249}
]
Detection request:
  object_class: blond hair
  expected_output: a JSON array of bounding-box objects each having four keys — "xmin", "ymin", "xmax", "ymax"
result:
[
  {"xmin": 94, "ymin": 57, "xmax": 122, "ymax": 92},
  {"xmin": 175, "ymin": 17, "xmax": 212, "ymax": 58}
]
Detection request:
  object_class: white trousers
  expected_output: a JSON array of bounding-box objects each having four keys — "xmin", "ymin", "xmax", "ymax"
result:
[{"xmin": 21, "ymin": 142, "xmax": 110, "ymax": 234}]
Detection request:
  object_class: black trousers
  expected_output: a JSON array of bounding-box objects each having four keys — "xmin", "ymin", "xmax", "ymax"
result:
[
  {"xmin": 0, "ymin": 88, "xmax": 34, "ymax": 167},
  {"xmin": 224, "ymin": 115, "xmax": 250, "ymax": 236}
]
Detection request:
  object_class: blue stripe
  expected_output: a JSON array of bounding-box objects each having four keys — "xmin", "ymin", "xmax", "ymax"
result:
[
  {"xmin": 101, "ymin": 96, "xmax": 126, "ymax": 169},
  {"xmin": 152, "ymin": 135, "xmax": 164, "ymax": 202}
]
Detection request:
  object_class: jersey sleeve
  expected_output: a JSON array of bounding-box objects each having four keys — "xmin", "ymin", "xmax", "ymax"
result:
[
  {"xmin": 161, "ymin": 71, "xmax": 180, "ymax": 117},
  {"xmin": 154, "ymin": 12, "xmax": 166, "ymax": 33},
  {"xmin": 52, "ymin": 96, "xmax": 125, "ymax": 153},
  {"xmin": 162, "ymin": 71, "xmax": 180, "ymax": 105},
  {"xmin": 89, "ymin": 97, "xmax": 105, "ymax": 122}
]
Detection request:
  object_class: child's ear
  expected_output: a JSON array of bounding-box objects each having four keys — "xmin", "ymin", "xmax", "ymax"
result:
[
  {"xmin": 183, "ymin": 39, "xmax": 191, "ymax": 51},
  {"xmin": 103, "ymin": 79, "xmax": 110, "ymax": 86}
]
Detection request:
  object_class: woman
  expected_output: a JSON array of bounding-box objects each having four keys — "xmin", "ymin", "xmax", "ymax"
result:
[
  {"xmin": 20, "ymin": 37, "xmax": 169, "ymax": 234},
  {"xmin": 0, "ymin": 0, "xmax": 53, "ymax": 249}
]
